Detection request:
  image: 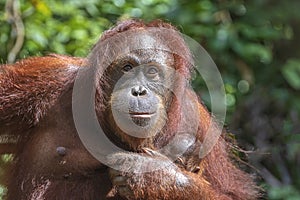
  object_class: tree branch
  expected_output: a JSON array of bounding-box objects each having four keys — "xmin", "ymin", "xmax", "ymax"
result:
[{"xmin": 5, "ymin": 0, "xmax": 25, "ymax": 63}]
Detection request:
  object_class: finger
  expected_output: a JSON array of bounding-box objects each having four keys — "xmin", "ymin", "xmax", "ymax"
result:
[{"xmin": 142, "ymin": 147, "xmax": 159, "ymax": 157}]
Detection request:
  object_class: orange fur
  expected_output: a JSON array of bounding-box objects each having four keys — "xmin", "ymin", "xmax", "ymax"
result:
[{"xmin": 0, "ymin": 20, "xmax": 260, "ymax": 199}]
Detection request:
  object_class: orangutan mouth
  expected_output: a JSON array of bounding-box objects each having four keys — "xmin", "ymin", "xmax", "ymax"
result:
[{"xmin": 129, "ymin": 112, "xmax": 155, "ymax": 126}]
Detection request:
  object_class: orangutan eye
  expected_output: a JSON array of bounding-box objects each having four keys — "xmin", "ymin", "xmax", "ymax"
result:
[
  {"xmin": 147, "ymin": 67, "xmax": 158, "ymax": 75},
  {"xmin": 122, "ymin": 64, "xmax": 133, "ymax": 72}
]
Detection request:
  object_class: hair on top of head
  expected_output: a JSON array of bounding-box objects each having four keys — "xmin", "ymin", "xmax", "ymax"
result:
[{"xmin": 100, "ymin": 19, "xmax": 177, "ymax": 42}]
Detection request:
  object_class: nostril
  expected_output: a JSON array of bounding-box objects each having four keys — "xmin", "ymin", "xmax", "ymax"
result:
[
  {"xmin": 131, "ymin": 89, "xmax": 137, "ymax": 96},
  {"xmin": 140, "ymin": 88, "xmax": 147, "ymax": 96},
  {"xmin": 131, "ymin": 86, "xmax": 147, "ymax": 96},
  {"xmin": 131, "ymin": 86, "xmax": 139, "ymax": 96}
]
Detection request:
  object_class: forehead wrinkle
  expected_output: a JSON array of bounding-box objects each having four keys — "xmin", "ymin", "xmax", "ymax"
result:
[{"xmin": 129, "ymin": 49, "xmax": 174, "ymax": 67}]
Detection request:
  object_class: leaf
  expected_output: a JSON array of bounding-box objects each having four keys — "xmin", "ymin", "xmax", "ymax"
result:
[
  {"xmin": 282, "ymin": 59, "xmax": 300, "ymax": 90},
  {"xmin": 232, "ymin": 40, "xmax": 273, "ymax": 64},
  {"xmin": 31, "ymin": 0, "xmax": 52, "ymax": 17}
]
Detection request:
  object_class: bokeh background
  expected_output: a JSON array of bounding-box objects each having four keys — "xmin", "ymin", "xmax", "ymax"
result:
[{"xmin": 0, "ymin": 0, "xmax": 299, "ymax": 199}]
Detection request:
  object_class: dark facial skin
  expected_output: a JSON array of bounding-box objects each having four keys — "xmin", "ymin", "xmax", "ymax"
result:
[
  {"xmin": 100, "ymin": 49, "xmax": 198, "ymax": 199},
  {"xmin": 106, "ymin": 49, "xmax": 175, "ymax": 139}
]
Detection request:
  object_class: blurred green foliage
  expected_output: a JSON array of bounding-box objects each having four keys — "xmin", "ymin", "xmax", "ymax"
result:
[{"xmin": 0, "ymin": 0, "xmax": 299, "ymax": 199}]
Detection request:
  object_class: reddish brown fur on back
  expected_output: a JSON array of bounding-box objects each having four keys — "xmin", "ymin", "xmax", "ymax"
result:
[
  {"xmin": 0, "ymin": 54, "xmax": 86, "ymax": 161},
  {"xmin": 0, "ymin": 54, "xmax": 86, "ymax": 127}
]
